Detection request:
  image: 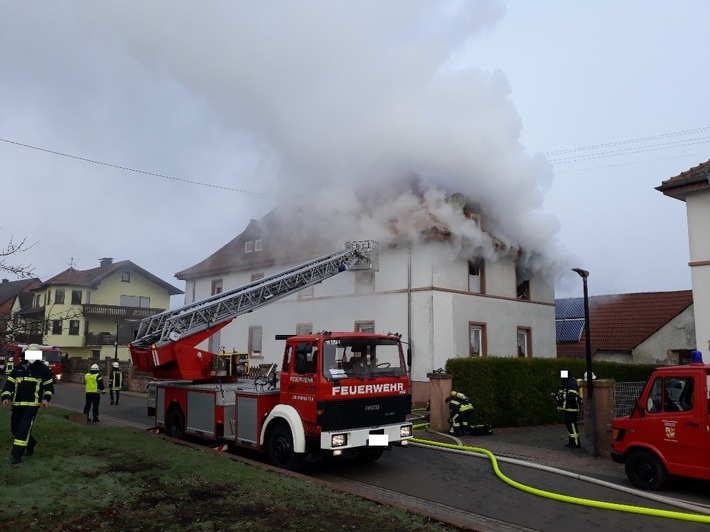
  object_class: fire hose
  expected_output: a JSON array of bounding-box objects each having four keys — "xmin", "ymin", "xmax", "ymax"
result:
[{"xmin": 411, "ymin": 423, "xmax": 710, "ymax": 524}]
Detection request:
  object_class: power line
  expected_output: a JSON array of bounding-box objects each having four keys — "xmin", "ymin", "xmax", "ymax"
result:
[
  {"xmin": 548, "ymin": 137, "xmax": 710, "ymax": 165},
  {"xmin": 0, "ymin": 137, "xmax": 271, "ymax": 196}
]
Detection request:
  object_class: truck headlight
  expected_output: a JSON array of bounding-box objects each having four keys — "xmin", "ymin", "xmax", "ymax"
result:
[
  {"xmin": 331, "ymin": 433, "xmax": 348, "ymax": 447},
  {"xmin": 400, "ymin": 425, "xmax": 412, "ymax": 438}
]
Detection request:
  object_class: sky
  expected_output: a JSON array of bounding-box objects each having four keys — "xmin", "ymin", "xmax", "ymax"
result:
[{"xmin": 1, "ymin": 1, "xmax": 708, "ymax": 303}]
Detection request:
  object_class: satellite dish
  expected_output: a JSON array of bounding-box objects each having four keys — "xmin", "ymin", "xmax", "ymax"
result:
[{"xmin": 449, "ymin": 193, "xmax": 466, "ymax": 210}]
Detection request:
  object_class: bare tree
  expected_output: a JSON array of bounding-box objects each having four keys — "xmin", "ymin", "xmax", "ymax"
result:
[{"xmin": 1, "ymin": 233, "xmax": 36, "ymax": 278}]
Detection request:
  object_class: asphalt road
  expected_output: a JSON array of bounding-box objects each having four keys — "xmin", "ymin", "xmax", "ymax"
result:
[{"xmin": 49, "ymin": 381, "xmax": 710, "ymax": 531}]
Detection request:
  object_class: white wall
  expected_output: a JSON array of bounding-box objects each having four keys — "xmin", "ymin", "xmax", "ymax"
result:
[
  {"xmin": 633, "ymin": 305, "xmax": 696, "ymax": 365},
  {"xmin": 687, "ymin": 191, "xmax": 710, "ymax": 361}
]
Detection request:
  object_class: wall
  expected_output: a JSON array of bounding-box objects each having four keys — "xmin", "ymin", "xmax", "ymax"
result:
[
  {"xmin": 633, "ymin": 305, "xmax": 696, "ymax": 365},
  {"xmin": 687, "ymin": 191, "xmax": 710, "ymax": 361}
]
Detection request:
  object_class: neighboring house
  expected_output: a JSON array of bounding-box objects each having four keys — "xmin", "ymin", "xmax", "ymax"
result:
[
  {"xmin": 555, "ymin": 291, "xmax": 695, "ymax": 365},
  {"xmin": 176, "ymin": 205, "xmax": 556, "ymax": 403},
  {"xmin": 0, "ymin": 277, "xmax": 41, "ymax": 340},
  {"xmin": 19, "ymin": 258, "xmax": 183, "ymax": 360},
  {"xmin": 656, "ymin": 159, "xmax": 710, "ymax": 362}
]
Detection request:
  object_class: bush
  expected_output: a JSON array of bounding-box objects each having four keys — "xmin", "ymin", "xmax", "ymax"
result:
[{"xmin": 444, "ymin": 357, "xmax": 656, "ymax": 427}]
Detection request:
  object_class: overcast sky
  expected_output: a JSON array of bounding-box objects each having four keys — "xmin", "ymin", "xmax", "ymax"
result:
[{"xmin": 1, "ymin": 1, "xmax": 708, "ymax": 303}]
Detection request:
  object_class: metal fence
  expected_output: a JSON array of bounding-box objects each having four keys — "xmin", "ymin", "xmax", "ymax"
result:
[{"xmin": 613, "ymin": 381, "xmax": 646, "ymax": 417}]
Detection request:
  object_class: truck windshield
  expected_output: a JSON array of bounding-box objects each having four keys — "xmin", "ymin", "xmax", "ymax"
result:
[
  {"xmin": 321, "ymin": 338, "xmax": 406, "ymax": 380},
  {"xmin": 42, "ymin": 350, "xmax": 62, "ymax": 362}
]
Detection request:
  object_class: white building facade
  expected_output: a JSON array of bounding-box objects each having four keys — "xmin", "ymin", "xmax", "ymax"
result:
[{"xmin": 177, "ymin": 218, "xmax": 556, "ymax": 403}]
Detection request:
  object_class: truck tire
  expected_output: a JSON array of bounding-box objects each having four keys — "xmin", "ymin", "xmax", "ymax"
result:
[
  {"xmin": 165, "ymin": 405, "xmax": 186, "ymax": 440},
  {"xmin": 354, "ymin": 448, "xmax": 385, "ymax": 463},
  {"xmin": 625, "ymin": 449, "xmax": 668, "ymax": 491},
  {"xmin": 267, "ymin": 422, "xmax": 304, "ymax": 471}
]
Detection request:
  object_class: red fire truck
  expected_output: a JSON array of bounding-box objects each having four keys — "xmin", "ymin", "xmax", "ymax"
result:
[
  {"xmin": 129, "ymin": 241, "xmax": 413, "ymax": 470},
  {"xmin": 1, "ymin": 342, "xmax": 63, "ymax": 381},
  {"xmin": 611, "ymin": 351, "xmax": 710, "ymax": 490}
]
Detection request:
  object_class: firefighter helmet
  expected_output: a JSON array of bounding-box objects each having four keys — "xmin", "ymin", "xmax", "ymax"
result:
[
  {"xmin": 112, "ymin": 362, "xmax": 120, "ymax": 369},
  {"xmin": 90, "ymin": 363, "xmax": 99, "ymax": 371}
]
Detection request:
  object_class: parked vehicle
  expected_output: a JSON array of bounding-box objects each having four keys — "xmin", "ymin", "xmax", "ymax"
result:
[
  {"xmin": 1, "ymin": 342, "xmax": 63, "ymax": 381},
  {"xmin": 611, "ymin": 351, "xmax": 710, "ymax": 490},
  {"xmin": 130, "ymin": 241, "xmax": 413, "ymax": 470}
]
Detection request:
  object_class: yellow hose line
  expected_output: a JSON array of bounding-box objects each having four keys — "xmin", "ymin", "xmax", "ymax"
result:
[{"xmin": 410, "ymin": 424, "xmax": 710, "ymax": 524}]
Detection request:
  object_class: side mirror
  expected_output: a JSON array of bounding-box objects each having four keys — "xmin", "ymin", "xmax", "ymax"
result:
[{"xmin": 407, "ymin": 347, "xmax": 412, "ymax": 368}]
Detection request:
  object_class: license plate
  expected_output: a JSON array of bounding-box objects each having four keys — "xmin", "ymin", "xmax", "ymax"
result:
[{"xmin": 368, "ymin": 434, "xmax": 388, "ymax": 446}]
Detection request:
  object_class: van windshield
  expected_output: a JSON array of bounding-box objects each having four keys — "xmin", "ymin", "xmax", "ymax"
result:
[{"xmin": 321, "ymin": 337, "xmax": 406, "ymax": 380}]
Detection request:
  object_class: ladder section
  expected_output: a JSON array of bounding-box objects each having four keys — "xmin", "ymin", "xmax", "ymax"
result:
[{"xmin": 131, "ymin": 240, "xmax": 378, "ymax": 349}]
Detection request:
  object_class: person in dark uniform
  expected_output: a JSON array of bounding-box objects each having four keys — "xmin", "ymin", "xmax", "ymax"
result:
[
  {"xmin": 554, "ymin": 370, "xmax": 581, "ymax": 448},
  {"xmin": 109, "ymin": 362, "xmax": 123, "ymax": 405},
  {"xmin": 446, "ymin": 390, "xmax": 474, "ymax": 436},
  {"xmin": 1, "ymin": 345, "xmax": 54, "ymax": 465}
]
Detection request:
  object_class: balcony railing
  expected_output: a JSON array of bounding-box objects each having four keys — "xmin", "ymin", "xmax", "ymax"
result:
[{"xmin": 82, "ymin": 304, "xmax": 166, "ymax": 320}]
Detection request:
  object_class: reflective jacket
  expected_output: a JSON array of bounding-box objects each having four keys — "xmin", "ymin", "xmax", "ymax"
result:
[
  {"xmin": 85, "ymin": 372, "xmax": 105, "ymax": 393},
  {"xmin": 109, "ymin": 369, "xmax": 123, "ymax": 391},
  {"xmin": 555, "ymin": 378, "xmax": 580, "ymax": 412},
  {"xmin": 448, "ymin": 391, "xmax": 474, "ymax": 416},
  {"xmin": 1, "ymin": 360, "xmax": 54, "ymax": 406}
]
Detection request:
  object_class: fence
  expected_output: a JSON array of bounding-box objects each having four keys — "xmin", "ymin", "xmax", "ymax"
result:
[{"xmin": 613, "ymin": 381, "xmax": 646, "ymax": 417}]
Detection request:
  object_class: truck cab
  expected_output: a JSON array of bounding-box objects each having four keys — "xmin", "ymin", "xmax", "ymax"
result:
[{"xmin": 611, "ymin": 355, "xmax": 710, "ymax": 490}]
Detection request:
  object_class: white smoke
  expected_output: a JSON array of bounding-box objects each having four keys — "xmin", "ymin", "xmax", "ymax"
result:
[{"xmin": 79, "ymin": 1, "xmax": 562, "ymax": 271}]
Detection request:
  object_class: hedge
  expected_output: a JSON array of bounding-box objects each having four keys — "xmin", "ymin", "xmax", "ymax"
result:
[{"xmin": 444, "ymin": 357, "xmax": 657, "ymax": 428}]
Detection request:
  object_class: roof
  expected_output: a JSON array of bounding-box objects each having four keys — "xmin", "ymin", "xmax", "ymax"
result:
[
  {"xmin": 0, "ymin": 278, "xmax": 41, "ymax": 306},
  {"xmin": 556, "ymin": 290, "xmax": 694, "ymax": 358},
  {"xmin": 39, "ymin": 260, "xmax": 183, "ymax": 296},
  {"xmin": 176, "ymin": 199, "xmax": 510, "ymax": 280},
  {"xmin": 655, "ymin": 159, "xmax": 710, "ymax": 201}
]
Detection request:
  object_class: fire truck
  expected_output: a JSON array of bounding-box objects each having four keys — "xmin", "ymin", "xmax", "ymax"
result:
[
  {"xmin": 611, "ymin": 351, "xmax": 710, "ymax": 490},
  {"xmin": 1, "ymin": 342, "xmax": 63, "ymax": 381},
  {"xmin": 129, "ymin": 241, "xmax": 413, "ymax": 470}
]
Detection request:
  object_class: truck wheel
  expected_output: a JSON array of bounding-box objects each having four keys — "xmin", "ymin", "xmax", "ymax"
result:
[
  {"xmin": 354, "ymin": 448, "xmax": 385, "ymax": 463},
  {"xmin": 165, "ymin": 405, "xmax": 186, "ymax": 440},
  {"xmin": 625, "ymin": 450, "xmax": 668, "ymax": 491},
  {"xmin": 267, "ymin": 422, "xmax": 304, "ymax": 471}
]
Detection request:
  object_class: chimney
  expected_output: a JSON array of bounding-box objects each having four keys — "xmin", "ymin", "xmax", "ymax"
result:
[
  {"xmin": 2, "ymin": 279, "xmax": 8, "ymax": 283},
  {"xmin": 99, "ymin": 257, "xmax": 114, "ymax": 268}
]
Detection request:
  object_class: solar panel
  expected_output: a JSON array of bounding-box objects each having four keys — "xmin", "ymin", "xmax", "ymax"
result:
[
  {"xmin": 556, "ymin": 320, "xmax": 564, "ymax": 339},
  {"xmin": 558, "ymin": 318, "xmax": 585, "ymax": 342},
  {"xmin": 555, "ymin": 297, "xmax": 585, "ymax": 319}
]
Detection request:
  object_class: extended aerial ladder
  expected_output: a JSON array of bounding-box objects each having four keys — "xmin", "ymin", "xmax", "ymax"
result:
[{"xmin": 129, "ymin": 240, "xmax": 378, "ymax": 380}]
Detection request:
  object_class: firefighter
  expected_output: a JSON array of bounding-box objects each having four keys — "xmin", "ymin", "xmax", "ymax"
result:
[
  {"xmin": 1, "ymin": 344, "xmax": 54, "ymax": 466},
  {"xmin": 83, "ymin": 364, "xmax": 105, "ymax": 422},
  {"xmin": 109, "ymin": 362, "xmax": 123, "ymax": 405},
  {"xmin": 554, "ymin": 370, "xmax": 581, "ymax": 448},
  {"xmin": 445, "ymin": 390, "xmax": 474, "ymax": 436}
]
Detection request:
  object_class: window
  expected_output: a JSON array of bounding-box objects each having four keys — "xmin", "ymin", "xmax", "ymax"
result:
[
  {"xmin": 71, "ymin": 290, "xmax": 82, "ymax": 305},
  {"xmin": 245, "ymin": 241, "xmax": 253, "ymax": 253},
  {"xmin": 52, "ymin": 320, "xmax": 63, "ymax": 335},
  {"xmin": 120, "ymin": 295, "xmax": 151, "ymax": 308},
  {"xmin": 69, "ymin": 320, "xmax": 80, "ymax": 335},
  {"xmin": 33, "ymin": 294, "xmax": 41, "ymax": 307},
  {"xmin": 296, "ymin": 323, "xmax": 313, "ymax": 335},
  {"xmin": 55, "ymin": 289, "xmax": 65, "ymax": 304},
  {"xmin": 469, "ymin": 323, "xmax": 487, "ymax": 357},
  {"xmin": 122, "ymin": 271, "xmax": 131, "ymax": 282},
  {"xmin": 646, "ymin": 376, "xmax": 695, "ymax": 413},
  {"xmin": 211, "ymin": 279, "xmax": 223, "ymax": 295},
  {"xmin": 468, "ymin": 259, "xmax": 485, "ymax": 293},
  {"xmin": 355, "ymin": 321, "xmax": 375, "ymax": 333},
  {"xmin": 254, "ymin": 239, "xmax": 263, "ymax": 251},
  {"xmin": 515, "ymin": 266, "xmax": 530, "ymax": 300},
  {"xmin": 517, "ymin": 328, "xmax": 531, "ymax": 358},
  {"xmin": 249, "ymin": 326, "xmax": 262, "ymax": 356}
]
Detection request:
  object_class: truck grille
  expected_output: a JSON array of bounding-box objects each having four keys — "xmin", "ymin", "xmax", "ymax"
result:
[{"xmin": 318, "ymin": 394, "xmax": 411, "ymax": 431}]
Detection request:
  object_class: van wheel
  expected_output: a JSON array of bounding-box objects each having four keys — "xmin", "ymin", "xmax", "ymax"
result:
[
  {"xmin": 267, "ymin": 422, "xmax": 304, "ymax": 471},
  {"xmin": 165, "ymin": 405, "xmax": 186, "ymax": 440},
  {"xmin": 354, "ymin": 448, "xmax": 385, "ymax": 463},
  {"xmin": 625, "ymin": 450, "xmax": 668, "ymax": 490}
]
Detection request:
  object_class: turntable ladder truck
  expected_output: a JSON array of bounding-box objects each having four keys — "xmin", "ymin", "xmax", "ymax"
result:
[{"xmin": 129, "ymin": 240, "xmax": 413, "ymax": 470}]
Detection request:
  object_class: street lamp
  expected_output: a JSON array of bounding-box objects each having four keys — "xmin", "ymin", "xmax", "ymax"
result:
[{"xmin": 572, "ymin": 267, "xmax": 596, "ymax": 458}]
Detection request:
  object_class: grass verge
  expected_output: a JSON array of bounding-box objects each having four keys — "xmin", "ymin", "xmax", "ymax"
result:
[{"xmin": 0, "ymin": 407, "xmax": 455, "ymax": 530}]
